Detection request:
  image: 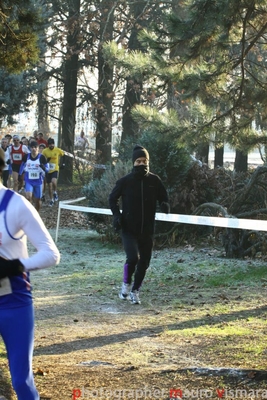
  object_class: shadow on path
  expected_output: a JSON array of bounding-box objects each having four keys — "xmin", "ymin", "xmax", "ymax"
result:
[{"xmin": 35, "ymin": 304, "xmax": 267, "ymax": 356}]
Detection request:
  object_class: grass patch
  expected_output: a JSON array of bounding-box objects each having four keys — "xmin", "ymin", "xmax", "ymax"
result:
[
  {"xmin": 0, "ymin": 340, "xmax": 6, "ymax": 359},
  {"xmin": 203, "ymin": 264, "xmax": 267, "ymax": 287},
  {"xmin": 150, "ymin": 258, "xmax": 267, "ymax": 289},
  {"xmin": 164, "ymin": 324, "xmax": 252, "ymax": 337},
  {"xmin": 23, "ymin": 227, "xmax": 267, "ymax": 400}
]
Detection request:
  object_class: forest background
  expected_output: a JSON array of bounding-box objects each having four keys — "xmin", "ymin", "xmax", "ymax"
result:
[
  {"xmin": 2, "ymin": 1, "xmax": 267, "ymax": 254},
  {"xmin": 2, "ymin": 0, "xmax": 267, "ymax": 172},
  {"xmin": 2, "ymin": 2, "xmax": 267, "ymax": 398}
]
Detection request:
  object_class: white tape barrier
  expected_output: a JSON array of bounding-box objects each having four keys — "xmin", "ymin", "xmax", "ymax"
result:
[
  {"xmin": 55, "ymin": 197, "xmax": 267, "ymax": 242},
  {"xmin": 64, "ymin": 151, "xmax": 106, "ymax": 169}
]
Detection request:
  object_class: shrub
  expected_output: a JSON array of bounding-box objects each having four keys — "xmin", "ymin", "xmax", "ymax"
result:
[
  {"xmin": 119, "ymin": 131, "xmax": 192, "ymax": 189},
  {"xmin": 121, "ymin": 131, "xmax": 222, "ymax": 216},
  {"xmin": 82, "ymin": 160, "xmax": 132, "ymax": 241},
  {"xmin": 82, "ymin": 132, "xmax": 222, "ymax": 244},
  {"xmin": 83, "ymin": 160, "xmax": 132, "ymax": 208},
  {"xmin": 72, "ymin": 158, "xmax": 94, "ymax": 186}
]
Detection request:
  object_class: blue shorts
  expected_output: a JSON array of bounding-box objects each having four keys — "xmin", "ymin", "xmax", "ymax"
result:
[{"xmin": 25, "ymin": 182, "xmax": 42, "ymax": 199}]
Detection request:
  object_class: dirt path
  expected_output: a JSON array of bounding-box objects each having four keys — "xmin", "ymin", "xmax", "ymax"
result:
[
  {"xmin": 32, "ymin": 243, "xmax": 267, "ymax": 400},
  {"xmin": 1, "ymin": 186, "xmax": 267, "ymax": 400}
]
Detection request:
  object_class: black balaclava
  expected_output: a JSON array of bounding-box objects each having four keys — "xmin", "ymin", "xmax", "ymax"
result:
[{"xmin": 132, "ymin": 145, "xmax": 149, "ymax": 178}]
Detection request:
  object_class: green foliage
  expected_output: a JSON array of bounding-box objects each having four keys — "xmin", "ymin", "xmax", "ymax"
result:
[
  {"xmin": 171, "ymin": 162, "xmax": 222, "ymax": 214},
  {"xmin": 83, "ymin": 160, "xmax": 132, "ymax": 209},
  {"xmin": 131, "ymin": 106, "xmax": 183, "ymax": 136},
  {"xmin": 83, "ymin": 129, "xmax": 225, "ymax": 243},
  {"xmin": 108, "ymin": 0, "xmax": 267, "ymax": 155},
  {"xmin": 0, "ymin": 69, "xmax": 38, "ymax": 124},
  {"xmin": 117, "ymin": 129, "xmax": 193, "ymax": 195},
  {"xmin": 72, "ymin": 158, "xmax": 94, "ymax": 186},
  {"xmin": 0, "ymin": 0, "xmax": 43, "ymax": 73},
  {"xmin": 138, "ymin": 130, "xmax": 191, "ymax": 189},
  {"xmin": 0, "ymin": 33, "xmax": 39, "ymax": 73},
  {"xmin": 103, "ymin": 41, "xmax": 156, "ymax": 80}
]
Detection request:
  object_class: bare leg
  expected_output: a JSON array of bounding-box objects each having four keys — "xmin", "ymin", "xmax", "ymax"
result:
[
  {"xmin": 51, "ymin": 177, "xmax": 58, "ymax": 193},
  {"xmin": 48, "ymin": 182, "xmax": 53, "ymax": 201},
  {"xmin": 25, "ymin": 192, "xmax": 33, "ymax": 208},
  {"xmin": 34, "ymin": 197, "xmax": 41, "ymax": 212}
]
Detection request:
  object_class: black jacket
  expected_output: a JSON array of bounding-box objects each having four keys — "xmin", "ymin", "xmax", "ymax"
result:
[{"xmin": 109, "ymin": 170, "xmax": 169, "ymax": 235}]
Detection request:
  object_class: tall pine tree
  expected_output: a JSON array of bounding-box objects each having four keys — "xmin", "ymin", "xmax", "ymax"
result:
[{"xmin": 106, "ymin": 0, "xmax": 267, "ymax": 170}]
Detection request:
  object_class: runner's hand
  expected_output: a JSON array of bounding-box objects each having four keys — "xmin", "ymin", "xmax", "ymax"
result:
[{"xmin": 113, "ymin": 215, "xmax": 122, "ymax": 232}]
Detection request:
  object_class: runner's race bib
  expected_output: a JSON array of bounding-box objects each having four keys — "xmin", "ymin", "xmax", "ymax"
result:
[
  {"xmin": 49, "ymin": 163, "xmax": 55, "ymax": 170},
  {"xmin": 13, "ymin": 154, "xmax": 22, "ymax": 161},
  {"xmin": 29, "ymin": 171, "xmax": 39, "ymax": 179}
]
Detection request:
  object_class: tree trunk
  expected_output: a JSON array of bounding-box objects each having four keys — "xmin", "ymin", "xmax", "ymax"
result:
[
  {"xmin": 37, "ymin": 62, "xmax": 50, "ymax": 137},
  {"xmin": 196, "ymin": 144, "xmax": 209, "ymax": 164},
  {"xmin": 234, "ymin": 149, "xmax": 248, "ymax": 172},
  {"xmin": 95, "ymin": 0, "xmax": 114, "ymax": 171},
  {"xmin": 120, "ymin": 1, "xmax": 147, "ymax": 147},
  {"xmin": 214, "ymin": 146, "xmax": 224, "ymax": 167},
  {"xmin": 59, "ymin": 0, "xmax": 81, "ymax": 184},
  {"xmin": 121, "ymin": 76, "xmax": 142, "ymax": 143},
  {"xmin": 167, "ymin": 0, "xmax": 188, "ymax": 117}
]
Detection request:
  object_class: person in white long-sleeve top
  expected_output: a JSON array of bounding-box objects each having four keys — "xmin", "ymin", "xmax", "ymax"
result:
[
  {"xmin": 0, "ymin": 137, "xmax": 10, "ymax": 187},
  {"xmin": 0, "ymin": 148, "xmax": 60, "ymax": 400}
]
